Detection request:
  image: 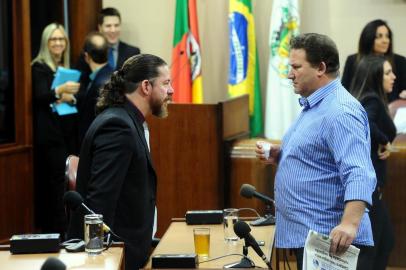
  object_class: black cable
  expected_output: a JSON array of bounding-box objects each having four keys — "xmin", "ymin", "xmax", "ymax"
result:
[
  {"xmin": 283, "ymin": 249, "xmax": 291, "ymax": 270},
  {"xmin": 103, "ymin": 233, "xmax": 114, "ymax": 251},
  {"xmin": 237, "ymin": 207, "xmax": 261, "ymax": 217},
  {"xmin": 198, "ymin": 253, "xmax": 256, "ymax": 267}
]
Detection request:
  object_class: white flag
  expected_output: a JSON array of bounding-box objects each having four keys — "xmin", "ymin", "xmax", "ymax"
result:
[{"xmin": 265, "ymin": 0, "xmax": 301, "ymax": 140}]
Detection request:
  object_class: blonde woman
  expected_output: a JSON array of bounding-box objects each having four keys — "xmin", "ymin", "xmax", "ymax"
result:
[{"xmin": 32, "ymin": 23, "xmax": 79, "ymax": 235}]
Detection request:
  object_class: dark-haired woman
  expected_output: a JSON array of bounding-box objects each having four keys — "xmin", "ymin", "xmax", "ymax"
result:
[
  {"xmin": 343, "ymin": 19, "xmax": 406, "ymax": 102},
  {"xmin": 350, "ymin": 55, "xmax": 396, "ymax": 270}
]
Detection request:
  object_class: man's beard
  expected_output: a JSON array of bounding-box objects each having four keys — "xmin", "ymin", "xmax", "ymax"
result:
[{"xmin": 151, "ymin": 97, "xmax": 169, "ymax": 118}]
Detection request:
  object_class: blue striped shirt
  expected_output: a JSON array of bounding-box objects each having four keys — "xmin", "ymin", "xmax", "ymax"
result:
[{"xmin": 274, "ymin": 79, "xmax": 376, "ymax": 248}]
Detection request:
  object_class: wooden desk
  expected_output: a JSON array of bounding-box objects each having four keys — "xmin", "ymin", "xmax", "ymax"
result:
[
  {"xmin": 0, "ymin": 246, "xmax": 124, "ymax": 270},
  {"xmin": 146, "ymin": 220, "xmax": 275, "ymax": 269}
]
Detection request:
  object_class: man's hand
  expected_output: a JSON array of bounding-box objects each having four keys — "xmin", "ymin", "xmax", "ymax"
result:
[
  {"xmin": 56, "ymin": 81, "xmax": 80, "ymax": 95},
  {"xmin": 378, "ymin": 142, "xmax": 391, "ymax": 160},
  {"xmin": 329, "ymin": 223, "xmax": 357, "ymax": 255},
  {"xmin": 255, "ymin": 141, "xmax": 280, "ymax": 165},
  {"xmin": 399, "ymin": 89, "xmax": 406, "ymax": 99},
  {"xmin": 329, "ymin": 200, "xmax": 366, "ymax": 256}
]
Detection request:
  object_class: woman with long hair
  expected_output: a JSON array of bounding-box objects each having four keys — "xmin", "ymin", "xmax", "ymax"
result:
[
  {"xmin": 343, "ymin": 19, "xmax": 406, "ymax": 102},
  {"xmin": 350, "ymin": 55, "xmax": 397, "ymax": 270},
  {"xmin": 32, "ymin": 23, "xmax": 80, "ymax": 235}
]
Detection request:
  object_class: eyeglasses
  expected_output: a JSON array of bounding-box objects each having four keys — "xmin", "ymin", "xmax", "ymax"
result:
[{"xmin": 49, "ymin": 37, "xmax": 66, "ymax": 42}]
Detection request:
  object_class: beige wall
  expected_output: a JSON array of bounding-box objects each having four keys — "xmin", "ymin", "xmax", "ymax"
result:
[{"xmin": 104, "ymin": 0, "xmax": 406, "ymax": 104}]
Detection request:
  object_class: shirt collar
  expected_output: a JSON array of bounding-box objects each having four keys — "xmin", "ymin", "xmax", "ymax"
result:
[
  {"xmin": 89, "ymin": 66, "xmax": 102, "ymax": 81},
  {"xmin": 126, "ymin": 98, "xmax": 145, "ymax": 123},
  {"xmin": 299, "ymin": 78, "xmax": 340, "ymax": 110},
  {"xmin": 110, "ymin": 42, "xmax": 119, "ymax": 51}
]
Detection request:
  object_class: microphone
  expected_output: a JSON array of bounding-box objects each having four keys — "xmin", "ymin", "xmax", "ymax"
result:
[
  {"xmin": 233, "ymin": 221, "xmax": 272, "ymax": 268},
  {"xmin": 240, "ymin": 184, "xmax": 275, "ymax": 226},
  {"xmin": 40, "ymin": 257, "xmax": 66, "ymax": 270},
  {"xmin": 240, "ymin": 184, "xmax": 274, "ymax": 206},
  {"xmin": 63, "ymin": 191, "xmax": 111, "ymax": 233}
]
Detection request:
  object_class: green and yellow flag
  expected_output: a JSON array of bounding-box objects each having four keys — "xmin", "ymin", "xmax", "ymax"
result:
[{"xmin": 228, "ymin": 0, "xmax": 263, "ymax": 136}]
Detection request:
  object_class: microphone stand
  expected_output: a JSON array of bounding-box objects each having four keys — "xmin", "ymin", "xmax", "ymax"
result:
[
  {"xmin": 224, "ymin": 242, "xmax": 254, "ymax": 268},
  {"xmin": 250, "ymin": 204, "xmax": 275, "ymax": 226}
]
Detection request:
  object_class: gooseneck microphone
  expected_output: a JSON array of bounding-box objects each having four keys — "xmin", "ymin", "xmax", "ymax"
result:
[
  {"xmin": 233, "ymin": 221, "xmax": 272, "ymax": 269},
  {"xmin": 63, "ymin": 191, "xmax": 111, "ymax": 233},
  {"xmin": 40, "ymin": 257, "xmax": 66, "ymax": 270},
  {"xmin": 240, "ymin": 184, "xmax": 274, "ymax": 206}
]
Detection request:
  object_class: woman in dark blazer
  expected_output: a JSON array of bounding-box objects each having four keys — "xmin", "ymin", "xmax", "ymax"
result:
[
  {"xmin": 350, "ymin": 55, "xmax": 397, "ymax": 270},
  {"xmin": 31, "ymin": 23, "xmax": 80, "ymax": 235},
  {"xmin": 342, "ymin": 19, "xmax": 406, "ymax": 102}
]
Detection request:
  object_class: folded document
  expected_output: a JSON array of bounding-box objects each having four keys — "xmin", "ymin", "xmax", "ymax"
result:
[{"xmin": 303, "ymin": 230, "xmax": 360, "ymax": 270}]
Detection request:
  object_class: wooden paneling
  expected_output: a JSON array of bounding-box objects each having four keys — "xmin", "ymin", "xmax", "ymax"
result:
[
  {"xmin": 0, "ymin": 148, "xmax": 33, "ymax": 237},
  {"xmin": 68, "ymin": 0, "xmax": 102, "ymax": 66},
  {"xmin": 386, "ymin": 100, "xmax": 406, "ymax": 267},
  {"xmin": 228, "ymin": 139, "xmax": 278, "ymax": 216},
  {"xmin": 386, "ymin": 136, "xmax": 406, "ymax": 267},
  {"xmin": 12, "ymin": 0, "xmax": 32, "ymax": 145},
  {"xmin": 0, "ymin": 0, "xmax": 34, "ymax": 241}
]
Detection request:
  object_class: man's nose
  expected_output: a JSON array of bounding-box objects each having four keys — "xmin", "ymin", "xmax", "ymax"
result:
[
  {"xmin": 167, "ymin": 85, "xmax": 174, "ymax": 95},
  {"xmin": 288, "ymin": 70, "xmax": 294, "ymax": 79}
]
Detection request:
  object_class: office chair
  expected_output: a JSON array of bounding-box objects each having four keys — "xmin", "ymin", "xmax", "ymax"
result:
[{"xmin": 65, "ymin": 155, "xmax": 79, "ymax": 191}]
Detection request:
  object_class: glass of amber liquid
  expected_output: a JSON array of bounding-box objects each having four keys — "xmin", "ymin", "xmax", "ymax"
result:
[{"xmin": 193, "ymin": 228, "xmax": 210, "ymax": 259}]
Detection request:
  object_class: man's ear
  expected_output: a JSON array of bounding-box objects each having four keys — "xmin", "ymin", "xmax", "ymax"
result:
[
  {"xmin": 140, "ymin": 80, "xmax": 151, "ymax": 96},
  {"xmin": 84, "ymin": 52, "xmax": 90, "ymax": 64},
  {"xmin": 317, "ymin": 62, "xmax": 327, "ymax": 76},
  {"xmin": 98, "ymin": 24, "xmax": 102, "ymax": 32}
]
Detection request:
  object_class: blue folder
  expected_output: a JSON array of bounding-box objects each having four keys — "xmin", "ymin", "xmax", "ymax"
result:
[{"xmin": 51, "ymin": 67, "xmax": 81, "ymax": 115}]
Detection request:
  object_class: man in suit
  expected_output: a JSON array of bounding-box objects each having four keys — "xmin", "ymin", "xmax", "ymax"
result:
[
  {"xmin": 76, "ymin": 7, "xmax": 140, "ymax": 83},
  {"xmin": 67, "ymin": 54, "xmax": 173, "ymax": 269},
  {"xmin": 76, "ymin": 32, "xmax": 113, "ymax": 147}
]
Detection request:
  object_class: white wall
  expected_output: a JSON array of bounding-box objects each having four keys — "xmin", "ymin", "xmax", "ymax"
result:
[{"xmin": 103, "ymin": 0, "xmax": 406, "ymax": 103}]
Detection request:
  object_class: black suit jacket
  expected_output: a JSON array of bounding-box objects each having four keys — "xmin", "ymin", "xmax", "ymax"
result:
[
  {"xmin": 31, "ymin": 62, "xmax": 77, "ymax": 148},
  {"xmin": 342, "ymin": 53, "xmax": 406, "ymax": 102},
  {"xmin": 361, "ymin": 95, "xmax": 396, "ymax": 187},
  {"xmin": 67, "ymin": 101, "xmax": 156, "ymax": 269},
  {"xmin": 77, "ymin": 64, "xmax": 114, "ymax": 146},
  {"xmin": 75, "ymin": 40, "xmax": 140, "ymax": 86}
]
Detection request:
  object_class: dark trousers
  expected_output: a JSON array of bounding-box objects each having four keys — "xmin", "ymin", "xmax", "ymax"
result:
[
  {"xmin": 34, "ymin": 144, "xmax": 69, "ymax": 235},
  {"xmin": 367, "ymin": 190, "xmax": 395, "ymax": 270},
  {"xmin": 292, "ymin": 245, "xmax": 374, "ymax": 270}
]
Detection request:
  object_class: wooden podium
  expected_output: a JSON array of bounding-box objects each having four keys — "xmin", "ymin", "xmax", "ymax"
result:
[
  {"xmin": 147, "ymin": 95, "xmax": 250, "ymax": 237},
  {"xmin": 386, "ymin": 100, "xmax": 406, "ymax": 267}
]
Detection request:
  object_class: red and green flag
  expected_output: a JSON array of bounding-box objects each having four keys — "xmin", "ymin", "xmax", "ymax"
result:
[{"xmin": 172, "ymin": 0, "xmax": 203, "ymax": 103}]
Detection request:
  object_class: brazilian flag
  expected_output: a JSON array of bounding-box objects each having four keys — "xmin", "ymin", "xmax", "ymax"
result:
[{"xmin": 228, "ymin": 0, "xmax": 263, "ymax": 137}]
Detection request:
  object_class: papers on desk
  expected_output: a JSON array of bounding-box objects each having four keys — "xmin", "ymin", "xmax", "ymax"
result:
[
  {"xmin": 394, "ymin": 107, "xmax": 406, "ymax": 134},
  {"xmin": 303, "ymin": 230, "xmax": 359, "ymax": 270},
  {"xmin": 51, "ymin": 67, "xmax": 81, "ymax": 116}
]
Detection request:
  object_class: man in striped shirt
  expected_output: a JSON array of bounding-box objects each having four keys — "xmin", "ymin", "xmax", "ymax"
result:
[{"xmin": 257, "ymin": 33, "xmax": 376, "ymax": 270}]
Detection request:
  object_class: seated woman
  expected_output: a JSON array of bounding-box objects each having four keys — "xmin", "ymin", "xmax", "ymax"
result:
[
  {"xmin": 31, "ymin": 23, "xmax": 80, "ymax": 235},
  {"xmin": 343, "ymin": 19, "xmax": 406, "ymax": 102},
  {"xmin": 349, "ymin": 55, "xmax": 397, "ymax": 270}
]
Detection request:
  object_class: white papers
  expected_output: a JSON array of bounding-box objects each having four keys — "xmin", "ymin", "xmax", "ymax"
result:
[
  {"xmin": 303, "ymin": 230, "xmax": 359, "ymax": 270},
  {"xmin": 393, "ymin": 107, "xmax": 406, "ymax": 134}
]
